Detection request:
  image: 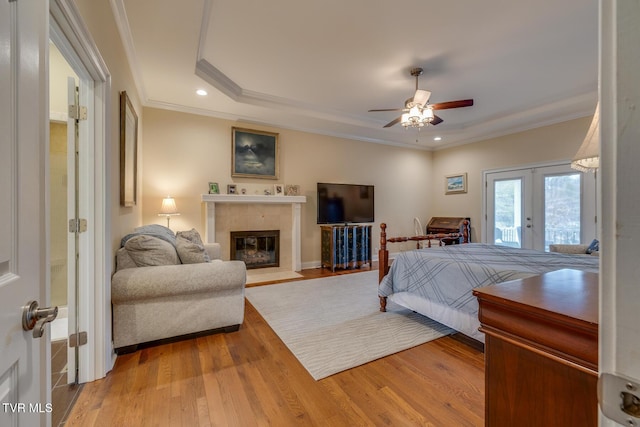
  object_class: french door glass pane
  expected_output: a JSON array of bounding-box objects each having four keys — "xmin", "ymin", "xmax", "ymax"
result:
[
  {"xmin": 494, "ymin": 179, "xmax": 522, "ymax": 248},
  {"xmin": 544, "ymin": 173, "xmax": 581, "ymax": 250}
]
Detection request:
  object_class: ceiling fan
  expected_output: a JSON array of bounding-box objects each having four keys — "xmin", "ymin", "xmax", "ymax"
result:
[{"xmin": 368, "ymin": 67, "xmax": 474, "ymax": 128}]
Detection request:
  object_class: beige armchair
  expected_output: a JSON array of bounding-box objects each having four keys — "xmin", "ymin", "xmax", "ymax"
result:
[{"xmin": 111, "ymin": 225, "xmax": 246, "ymax": 354}]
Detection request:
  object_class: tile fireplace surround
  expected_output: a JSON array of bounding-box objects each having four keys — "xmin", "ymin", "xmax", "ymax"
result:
[{"xmin": 201, "ymin": 194, "xmax": 307, "ymax": 271}]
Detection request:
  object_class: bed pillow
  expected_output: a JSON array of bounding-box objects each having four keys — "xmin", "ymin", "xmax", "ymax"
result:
[
  {"xmin": 586, "ymin": 238, "xmax": 599, "ymax": 254},
  {"xmin": 123, "ymin": 235, "xmax": 179, "ymax": 267},
  {"xmin": 175, "ymin": 235, "xmax": 209, "ymax": 264},
  {"xmin": 176, "ymin": 228, "xmax": 211, "ymax": 262}
]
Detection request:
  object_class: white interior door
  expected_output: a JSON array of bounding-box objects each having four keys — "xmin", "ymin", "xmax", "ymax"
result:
[
  {"xmin": 485, "ymin": 163, "xmax": 596, "ymax": 251},
  {"xmin": 598, "ymin": 1, "xmax": 640, "ymax": 425},
  {"xmin": 0, "ymin": 1, "xmax": 51, "ymax": 426}
]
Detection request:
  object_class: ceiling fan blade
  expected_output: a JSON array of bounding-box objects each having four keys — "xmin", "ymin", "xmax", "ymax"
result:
[
  {"xmin": 431, "ymin": 99, "xmax": 474, "ymax": 110},
  {"xmin": 383, "ymin": 117, "xmax": 402, "ymax": 128},
  {"xmin": 368, "ymin": 108, "xmax": 405, "ymax": 112},
  {"xmin": 431, "ymin": 115, "xmax": 443, "ymax": 125},
  {"xmin": 412, "ymin": 90, "xmax": 431, "ymax": 107}
]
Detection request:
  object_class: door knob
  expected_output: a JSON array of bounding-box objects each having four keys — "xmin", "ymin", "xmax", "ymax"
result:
[{"xmin": 22, "ymin": 301, "xmax": 58, "ymax": 338}]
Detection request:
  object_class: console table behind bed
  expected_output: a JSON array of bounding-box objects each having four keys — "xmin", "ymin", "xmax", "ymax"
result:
[{"xmin": 378, "ymin": 221, "xmax": 470, "ymax": 312}]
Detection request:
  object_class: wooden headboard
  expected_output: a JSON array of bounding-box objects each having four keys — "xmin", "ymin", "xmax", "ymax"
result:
[{"xmin": 378, "ymin": 221, "xmax": 470, "ymax": 283}]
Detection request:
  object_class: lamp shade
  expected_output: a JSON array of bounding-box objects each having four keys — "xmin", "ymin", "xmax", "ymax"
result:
[
  {"xmin": 571, "ymin": 103, "xmax": 600, "ymax": 172},
  {"xmin": 159, "ymin": 196, "xmax": 179, "ymax": 215}
]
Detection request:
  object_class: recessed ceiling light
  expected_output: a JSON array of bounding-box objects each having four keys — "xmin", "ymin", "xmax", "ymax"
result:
[
  {"xmin": 434, "ymin": 136, "xmax": 442, "ymax": 141},
  {"xmin": 196, "ymin": 89, "xmax": 208, "ymax": 96}
]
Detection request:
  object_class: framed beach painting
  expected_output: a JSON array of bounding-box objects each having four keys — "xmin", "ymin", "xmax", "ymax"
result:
[
  {"xmin": 232, "ymin": 127, "xmax": 279, "ymax": 179},
  {"xmin": 120, "ymin": 91, "xmax": 138, "ymax": 206},
  {"xmin": 445, "ymin": 173, "xmax": 467, "ymax": 194}
]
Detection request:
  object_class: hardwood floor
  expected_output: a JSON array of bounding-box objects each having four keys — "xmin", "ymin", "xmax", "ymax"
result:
[
  {"xmin": 65, "ymin": 266, "xmax": 485, "ymax": 426},
  {"xmin": 51, "ymin": 339, "xmax": 83, "ymax": 426}
]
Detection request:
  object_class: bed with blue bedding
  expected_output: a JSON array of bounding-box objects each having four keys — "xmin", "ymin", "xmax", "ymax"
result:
[{"xmin": 378, "ymin": 240, "xmax": 599, "ymax": 343}]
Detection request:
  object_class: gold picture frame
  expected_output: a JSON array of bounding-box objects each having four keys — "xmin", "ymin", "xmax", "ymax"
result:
[
  {"xmin": 231, "ymin": 127, "xmax": 279, "ymax": 179},
  {"xmin": 445, "ymin": 173, "xmax": 467, "ymax": 194},
  {"xmin": 120, "ymin": 91, "xmax": 138, "ymax": 206}
]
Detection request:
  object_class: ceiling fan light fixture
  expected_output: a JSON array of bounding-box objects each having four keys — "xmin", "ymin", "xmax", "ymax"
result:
[
  {"xmin": 371, "ymin": 66, "xmax": 473, "ymax": 129},
  {"xmin": 401, "ymin": 106, "xmax": 433, "ymax": 128}
]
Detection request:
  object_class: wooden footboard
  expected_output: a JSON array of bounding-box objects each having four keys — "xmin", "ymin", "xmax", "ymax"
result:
[{"xmin": 378, "ymin": 221, "xmax": 469, "ymax": 312}]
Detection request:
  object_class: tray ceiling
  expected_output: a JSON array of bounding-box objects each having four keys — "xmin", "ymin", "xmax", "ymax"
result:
[{"xmin": 115, "ymin": 0, "xmax": 598, "ymax": 150}]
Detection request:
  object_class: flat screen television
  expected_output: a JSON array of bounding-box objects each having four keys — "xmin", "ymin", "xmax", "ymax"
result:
[{"xmin": 317, "ymin": 182, "xmax": 374, "ymax": 224}]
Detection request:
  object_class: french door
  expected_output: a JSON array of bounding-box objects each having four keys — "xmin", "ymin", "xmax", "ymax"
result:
[{"xmin": 484, "ymin": 163, "xmax": 596, "ymax": 251}]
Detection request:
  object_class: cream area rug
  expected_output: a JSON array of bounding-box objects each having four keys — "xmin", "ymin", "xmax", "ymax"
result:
[{"xmin": 245, "ymin": 270, "xmax": 454, "ymax": 380}]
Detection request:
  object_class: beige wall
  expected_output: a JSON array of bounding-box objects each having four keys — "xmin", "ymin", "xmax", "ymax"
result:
[
  {"xmin": 75, "ymin": 0, "xmax": 144, "ymax": 256},
  {"xmin": 49, "ymin": 43, "xmax": 76, "ymax": 307},
  {"xmin": 431, "ymin": 117, "xmax": 592, "ymax": 242},
  {"xmin": 73, "ymin": 0, "xmax": 593, "ymax": 267},
  {"xmin": 49, "ymin": 122, "xmax": 68, "ymax": 307},
  {"xmin": 141, "ymin": 108, "xmax": 434, "ymax": 266}
]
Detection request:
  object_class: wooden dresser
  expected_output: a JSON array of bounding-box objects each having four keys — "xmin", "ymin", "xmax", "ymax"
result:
[{"xmin": 473, "ymin": 269, "xmax": 598, "ymax": 427}]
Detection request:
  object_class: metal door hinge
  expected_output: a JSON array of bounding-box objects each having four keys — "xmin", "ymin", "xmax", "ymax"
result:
[
  {"xmin": 599, "ymin": 372, "xmax": 640, "ymax": 425},
  {"xmin": 68, "ymin": 104, "xmax": 87, "ymax": 120},
  {"xmin": 69, "ymin": 332, "xmax": 87, "ymax": 348},
  {"xmin": 69, "ymin": 218, "xmax": 87, "ymax": 233}
]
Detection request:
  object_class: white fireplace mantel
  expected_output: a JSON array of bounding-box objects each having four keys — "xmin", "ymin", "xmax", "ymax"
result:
[{"xmin": 201, "ymin": 194, "xmax": 307, "ymax": 271}]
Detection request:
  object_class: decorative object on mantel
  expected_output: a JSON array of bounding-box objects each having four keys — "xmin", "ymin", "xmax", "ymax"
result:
[
  {"xmin": 119, "ymin": 91, "xmax": 138, "ymax": 207},
  {"xmin": 158, "ymin": 196, "xmax": 180, "ymax": 228},
  {"xmin": 273, "ymin": 184, "xmax": 284, "ymax": 195},
  {"xmin": 571, "ymin": 102, "xmax": 600, "ymax": 172},
  {"xmin": 208, "ymin": 182, "xmax": 219, "ymax": 194},
  {"xmin": 445, "ymin": 173, "xmax": 467, "ymax": 194},
  {"xmin": 285, "ymin": 184, "xmax": 300, "ymax": 196},
  {"xmin": 231, "ymin": 127, "xmax": 279, "ymax": 179},
  {"xmin": 264, "ymin": 189, "xmax": 272, "ymax": 195},
  {"xmin": 227, "ymin": 184, "xmax": 237, "ymax": 194}
]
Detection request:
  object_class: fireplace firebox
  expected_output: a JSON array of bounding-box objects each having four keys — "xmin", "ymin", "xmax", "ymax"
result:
[{"xmin": 230, "ymin": 230, "xmax": 280, "ymax": 269}]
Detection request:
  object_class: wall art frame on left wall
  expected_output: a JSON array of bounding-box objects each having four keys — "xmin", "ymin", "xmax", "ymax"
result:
[{"xmin": 120, "ymin": 91, "xmax": 138, "ymax": 206}]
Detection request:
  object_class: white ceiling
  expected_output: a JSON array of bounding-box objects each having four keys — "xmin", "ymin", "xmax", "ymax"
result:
[{"xmin": 115, "ymin": 0, "xmax": 598, "ymax": 150}]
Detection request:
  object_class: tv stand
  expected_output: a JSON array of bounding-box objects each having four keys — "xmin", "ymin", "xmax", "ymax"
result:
[{"xmin": 320, "ymin": 224, "xmax": 372, "ymax": 272}]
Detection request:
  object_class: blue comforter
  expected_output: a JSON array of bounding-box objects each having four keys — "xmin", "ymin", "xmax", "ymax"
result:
[{"xmin": 379, "ymin": 243, "xmax": 599, "ymax": 317}]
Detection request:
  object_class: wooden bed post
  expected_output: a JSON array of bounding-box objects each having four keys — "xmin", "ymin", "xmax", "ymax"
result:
[
  {"xmin": 379, "ymin": 223, "xmax": 389, "ymax": 282},
  {"xmin": 461, "ymin": 220, "xmax": 469, "ymax": 244},
  {"xmin": 379, "ymin": 223, "xmax": 388, "ymax": 312},
  {"xmin": 377, "ymin": 220, "xmax": 470, "ymax": 313}
]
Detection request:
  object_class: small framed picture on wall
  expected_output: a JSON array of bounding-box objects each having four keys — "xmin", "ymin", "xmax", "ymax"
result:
[{"xmin": 445, "ymin": 173, "xmax": 467, "ymax": 194}]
